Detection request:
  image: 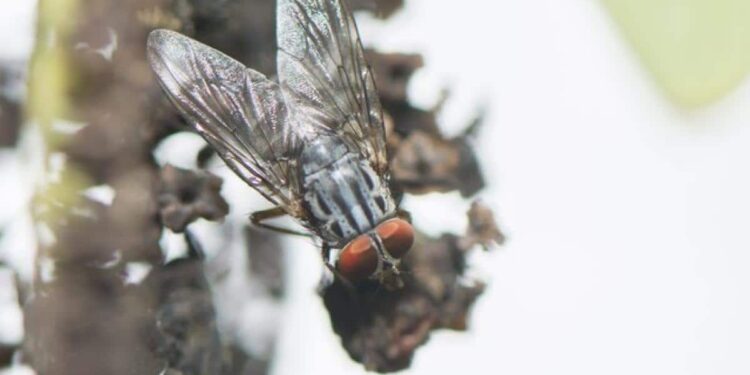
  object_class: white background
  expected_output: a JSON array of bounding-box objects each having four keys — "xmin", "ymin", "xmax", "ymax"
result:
[{"xmin": 3, "ymin": 0, "xmax": 750, "ymax": 374}]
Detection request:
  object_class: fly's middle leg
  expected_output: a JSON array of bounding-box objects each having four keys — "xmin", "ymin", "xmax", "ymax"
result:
[{"xmin": 250, "ymin": 206, "xmax": 310, "ymax": 237}]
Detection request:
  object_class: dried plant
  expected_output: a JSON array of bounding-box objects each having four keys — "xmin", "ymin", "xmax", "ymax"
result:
[{"xmin": 0, "ymin": 0, "xmax": 505, "ymax": 373}]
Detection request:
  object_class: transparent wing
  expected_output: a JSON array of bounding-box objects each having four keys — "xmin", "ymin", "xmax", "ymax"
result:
[
  {"xmin": 277, "ymin": 0, "xmax": 389, "ymax": 174},
  {"xmin": 147, "ymin": 29, "xmax": 304, "ymax": 216}
]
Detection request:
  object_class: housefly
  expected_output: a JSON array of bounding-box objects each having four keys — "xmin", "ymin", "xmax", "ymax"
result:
[{"xmin": 147, "ymin": 0, "xmax": 414, "ymax": 285}]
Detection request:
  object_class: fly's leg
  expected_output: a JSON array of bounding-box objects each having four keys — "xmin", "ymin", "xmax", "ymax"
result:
[
  {"xmin": 321, "ymin": 242, "xmax": 332, "ymax": 264},
  {"xmin": 251, "ymin": 206, "xmax": 310, "ymax": 237}
]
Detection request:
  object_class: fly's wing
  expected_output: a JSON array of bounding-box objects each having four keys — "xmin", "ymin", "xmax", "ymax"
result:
[
  {"xmin": 277, "ymin": 0, "xmax": 389, "ymax": 174},
  {"xmin": 147, "ymin": 29, "xmax": 304, "ymax": 216}
]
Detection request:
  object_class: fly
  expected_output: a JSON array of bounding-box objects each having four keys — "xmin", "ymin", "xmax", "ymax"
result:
[{"xmin": 147, "ymin": 0, "xmax": 414, "ymax": 285}]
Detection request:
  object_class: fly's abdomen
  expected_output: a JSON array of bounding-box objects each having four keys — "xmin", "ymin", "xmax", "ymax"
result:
[{"xmin": 299, "ymin": 138, "xmax": 394, "ymax": 247}]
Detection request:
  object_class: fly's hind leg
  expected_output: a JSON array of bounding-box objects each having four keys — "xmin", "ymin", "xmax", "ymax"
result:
[{"xmin": 251, "ymin": 206, "xmax": 310, "ymax": 237}]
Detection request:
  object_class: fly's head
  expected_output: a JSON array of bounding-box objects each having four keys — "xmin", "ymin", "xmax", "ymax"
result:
[{"xmin": 337, "ymin": 217, "xmax": 415, "ymax": 286}]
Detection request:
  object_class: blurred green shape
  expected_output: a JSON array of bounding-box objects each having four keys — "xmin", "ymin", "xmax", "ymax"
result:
[{"xmin": 602, "ymin": 0, "xmax": 750, "ymax": 107}]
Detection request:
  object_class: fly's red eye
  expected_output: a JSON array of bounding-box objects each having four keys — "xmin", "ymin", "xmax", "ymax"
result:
[
  {"xmin": 375, "ymin": 218, "xmax": 414, "ymax": 259},
  {"xmin": 337, "ymin": 218, "xmax": 415, "ymax": 282},
  {"xmin": 337, "ymin": 234, "xmax": 377, "ymax": 281}
]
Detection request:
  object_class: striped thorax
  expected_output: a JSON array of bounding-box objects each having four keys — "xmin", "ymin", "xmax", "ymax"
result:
[{"xmin": 299, "ymin": 135, "xmax": 395, "ymax": 247}]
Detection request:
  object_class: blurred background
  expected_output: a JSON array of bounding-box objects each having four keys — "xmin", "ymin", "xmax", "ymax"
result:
[{"xmin": 2, "ymin": 0, "xmax": 750, "ymax": 374}]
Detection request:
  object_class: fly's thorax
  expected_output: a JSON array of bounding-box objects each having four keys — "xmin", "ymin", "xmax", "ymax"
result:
[
  {"xmin": 298, "ymin": 137, "xmax": 395, "ymax": 247},
  {"xmin": 298, "ymin": 135, "xmax": 348, "ymax": 175}
]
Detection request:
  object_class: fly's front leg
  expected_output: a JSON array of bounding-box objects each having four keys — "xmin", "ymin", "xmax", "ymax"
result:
[
  {"xmin": 251, "ymin": 206, "xmax": 310, "ymax": 237},
  {"xmin": 321, "ymin": 242, "xmax": 332, "ymax": 264}
]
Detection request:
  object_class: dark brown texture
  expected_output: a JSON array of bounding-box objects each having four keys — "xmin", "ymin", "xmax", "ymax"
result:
[
  {"xmin": 323, "ymin": 222, "xmax": 492, "ymax": 372},
  {"xmin": 462, "ymin": 200, "xmax": 506, "ymax": 250},
  {"xmin": 366, "ymin": 51, "xmax": 487, "ymax": 197},
  {"xmin": 158, "ymin": 164, "xmax": 229, "ymax": 232},
  {"xmin": 365, "ymin": 50, "xmax": 423, "ymax": 104},
  {"xmin": 147, "ymin": 232, "xmax": 223, "ymax": 375},
  {"xmin": 19, "ymin": 0, "xmax": 503, "ymax": 374},
  {"xmin": 0, "ymin": 96, "xmax": 21, "ymax": 148},
  {"xmin": 0, "ymin": 62, "xmax": 24, "ymax": 148},
  {"xmin": 24, "ymin": 0, "xmax": 170, "ymax": 374},
  {"xmin": 0, "ymin": 344, "xmax": 15, "ymax": 368}
]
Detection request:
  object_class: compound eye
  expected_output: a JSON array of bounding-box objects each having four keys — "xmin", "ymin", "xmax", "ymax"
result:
[
  {"xmin": 375, "ymin": 218, "xmax": 414, "ymax": 259},
  {"xmin": 336, "ymin": 219, "xmax": 415, "ymax": 282},
  {"xmin": 337, "ymin": 234, "xmax": 376, "ymax": 281}
]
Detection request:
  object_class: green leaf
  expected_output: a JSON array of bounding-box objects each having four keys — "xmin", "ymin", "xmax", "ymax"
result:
[{"xmin": 602, "ymin": 0, "xmax": 750, "ymax": 107}]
